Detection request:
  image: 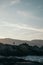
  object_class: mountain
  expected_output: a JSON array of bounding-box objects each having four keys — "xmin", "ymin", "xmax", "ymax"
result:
[
  {"xmin": 0, "ymin": 38, "xmax": 29, "ymax": 45},
  {"xmin": 0, "ymin": 38, "xmax": 43, "ymax": 46}
]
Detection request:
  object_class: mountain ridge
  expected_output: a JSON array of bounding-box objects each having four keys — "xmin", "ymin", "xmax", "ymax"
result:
[{"xmin": 0, "ymin": 38, "xmax": 43, "ymax": 46}]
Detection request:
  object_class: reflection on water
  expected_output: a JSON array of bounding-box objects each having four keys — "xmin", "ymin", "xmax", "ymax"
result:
[
  {"xmin": 16, "ymin": 56, "xmax": 43, "ymax": 62},
  {"xmin": 0, "ymin": 56, "xmax": 43, "ymax": 65}
]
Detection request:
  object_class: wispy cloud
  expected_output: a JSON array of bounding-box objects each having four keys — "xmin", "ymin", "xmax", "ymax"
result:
[
  {"xmin": 10, "ymin": 0, "xmax": 21, "ymax": 5},
  {"xmin": 0, "ymin": 0, "xmax": 43, "ymax": 40},
  {"xmin": 0, "ymin": 0, "xmax": 21, "ymax": 9},
  {"xmin": 17, "ymin": 10, "xmax": 28, "ymax": 16},
  {"xmin": 0, "ymin": 21, "xmax": 43, "ymax": 33},
  {"xmin": 17, "ymin": 10, "xmax": 43, "ymax": 21}
]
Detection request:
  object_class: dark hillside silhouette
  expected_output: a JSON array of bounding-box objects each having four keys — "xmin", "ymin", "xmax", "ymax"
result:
[{"xmin": 0, "ymin": 42, "xmax": 43, "ymax": 56}]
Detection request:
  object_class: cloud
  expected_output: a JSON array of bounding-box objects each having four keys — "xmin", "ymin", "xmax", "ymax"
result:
[
  {"xmin": 4, "ymin": 0, "xmax": 21, "ymax": 7},
  {"xmin": 15, "ymin": 24, "xmax": 43, "ymax": 32},
  {"xmin": 30, "ymin": 33, "xmax": 43, "ymax": 39},
  {"xmin": 0, "ymin": 21, "xmax": 43, "ymax": 33},
  {"xmin": 10, "ymin": 0, "xmax": 21, "ymax": 5},
  {"xmin": 17, "ymin": 10, "xmax": 28, "ymax": 16},
  {"xmin": 0, "ymin": 0, "xmax": 21, "ymax": 9},
  {"xmin": 17, "ymin": 10, "xmax": 43, "ymax": 21}
]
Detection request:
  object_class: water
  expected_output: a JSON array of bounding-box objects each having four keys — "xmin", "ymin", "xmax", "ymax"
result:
[
  {"xmin": 0, "ymin": 56, "xmax": 43, "ymax": 65},
  {"xmin": 0, "ymin": 56, "xmax": 43, "ymax": 63},
  {"xmin": 16, "ymin": 56, "xmax": 43, "ymax": 62}
]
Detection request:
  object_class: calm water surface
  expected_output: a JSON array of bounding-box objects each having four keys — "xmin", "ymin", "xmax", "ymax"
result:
[{"xmin": 16, "ymin": 56, "xmax": 43, "ymax": 62}]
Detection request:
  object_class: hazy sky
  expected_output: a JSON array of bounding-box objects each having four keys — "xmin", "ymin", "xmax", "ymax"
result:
[{"xmin": 0, "ymin": 0, "xmax": 43, "ymax": 40}]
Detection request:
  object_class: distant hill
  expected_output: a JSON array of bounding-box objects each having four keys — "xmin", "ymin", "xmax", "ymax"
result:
[{"xmin": 0, "ymin": 38, "xmax": 43, "ymax": 46}]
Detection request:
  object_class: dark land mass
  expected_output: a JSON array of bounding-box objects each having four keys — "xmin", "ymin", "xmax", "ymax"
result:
[
  {"xmin": 0, "ymin": 39, "xmax": 43, "ymax": 65},
  {"xmin": 0, "ymin": 42, "xmax": 43, "ymax": 56}
]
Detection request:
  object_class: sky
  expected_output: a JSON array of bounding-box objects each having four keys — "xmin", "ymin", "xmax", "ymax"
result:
[{"xmin": 0, "ymin": 0, "xmax": 43, "ymax": 40}]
